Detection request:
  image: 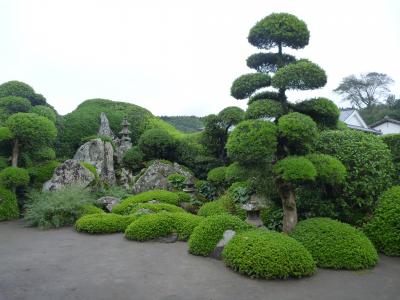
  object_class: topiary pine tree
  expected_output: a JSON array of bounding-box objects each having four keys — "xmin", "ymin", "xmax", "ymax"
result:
[{"xmin": 228, "ymin": 13, "xmax": 344, "ymax": 233}]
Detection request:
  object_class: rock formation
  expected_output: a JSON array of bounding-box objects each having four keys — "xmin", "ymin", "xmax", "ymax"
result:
[{"xmin": 98, "ymin": 112, "xmax": 117, "ymax": 140}]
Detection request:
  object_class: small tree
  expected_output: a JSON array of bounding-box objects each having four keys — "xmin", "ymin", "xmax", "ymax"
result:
[
  {"xmin": 229, "ymin": 13, "xmax": 344, "ymax": 233},
  {"xmin": 334, "ymin": 72, "xmax": 394, "ymax": 109}
]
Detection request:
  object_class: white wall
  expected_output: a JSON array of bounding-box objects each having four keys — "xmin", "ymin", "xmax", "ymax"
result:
[{"xmin": 372, "ymin": 122, "xmax": 400, "ymax": 135}]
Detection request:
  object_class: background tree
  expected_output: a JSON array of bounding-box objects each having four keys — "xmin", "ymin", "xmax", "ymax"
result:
[
  {"xmin": 229, "ymin": 13, "xmax": 343, "ymax": 233},
  {"xmin": 334, "ymin": 72, "xmax": 394, "ymax": 109}
]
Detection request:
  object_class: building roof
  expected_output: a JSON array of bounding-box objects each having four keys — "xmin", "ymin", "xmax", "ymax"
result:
[
  {"xmin": 339, "ymin": 108, "xmax": 356, "ymax": 122},
  {"xmin": 347, "ymin": 124, "xmax": 382, "ymax": 134},
  {"xmin": 370, "ymin": 116, "xmax": 400, "ymax": 128}
]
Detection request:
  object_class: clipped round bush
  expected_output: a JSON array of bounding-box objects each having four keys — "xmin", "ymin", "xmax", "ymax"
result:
[
  {"xmin": 226, "ymin": 120, "xmax": 277, "ymax": 165},
  {"xmin": 0, "ymin": 187, "xmax": 19, "ymax": 221},
  {"xmin": 246, "ymin": 52, "xmax": 296, "ymax": 73},
  {"xmin": 188, "ymin": 214, "xmax": 252, "ymax": 256},
  {"xmin": 248, "ymin": 91, "xmax": 281, "ymax": 104},
  {"xmin": 79, "ymin": 204, "xmax": 105, "ymax": 216},
  {"xmin": 171, "ymin": 212, "xmax": 204, "ymax": 241},
  {"xmin": 305, "ymin": 154, "xmax": 346, "ymax": 185},
  {"xmin": 230, "ymin": 73, "xmax": 271, "ymax": 100},
  {"xmin": 138, "ymin": 128, "xmax": 176, "ymax": 161},
  {"xmin": 291, "ymin": 218, "xmax": 378, "ymax": 270},
  {"xmin": 364, "ymin": 186, "xmax": 400, "ymax": 256},
  {"xmin": 278, "ymin": 112, "xmax": 317, "ymax": 153},
  {"xmin": 122, "ymin": 146, "xmax": 144, "ymax": 171},
  {"xmin": 129, "ymin": 203, "xmax": 184, "ymax": 215},
  {"xmin": 112, "ymin": 190, "xmax": 180, "ymax": 215},
  {"xmin": 294, "ymin": 98, "xmax": 340, "ymax": 129},
  {"xmin": 0, "ymin": 167, "xmax": 30, "ymax": 188},
  {"xmin": 207, "ymin": 166, "xmax": 227, "ymax": 186},
  {"xmin": 0, "ymin": 81, "xmax": 46, "ymax": 105},
  {"xmin": 217, "ymin": 106, "xmax": 245, "ymax": 128},
  {"xmin": 76, "ymin": 213, "xmax": 137, "ymax": 234},
  {"xmin": 223, "ymin": 229, "xmax": 316, "ymax": 279},
  {"xmin": 125, "ymin": 213, "xmax": 175, "ymax": 241},
  {"xmin": 246, "ymin": 99, "xmax": 284, "ymax": 119},
  {"xmin": 197, "ymin": 201, "xmax": 227, "ymax": 217},
  {"xmin": 273, "ymin": 156, "xmax": 316, "ymax": 183}
]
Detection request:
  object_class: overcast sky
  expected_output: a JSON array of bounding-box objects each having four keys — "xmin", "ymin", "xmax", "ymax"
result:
[{"xmin": 0, "ymin": 0, "xmax": 399, "ymax": 117}]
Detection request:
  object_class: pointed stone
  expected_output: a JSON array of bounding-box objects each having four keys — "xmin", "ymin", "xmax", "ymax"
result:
[{"xmin": 98, "ymin": 112, "xmax": 116, "ymax": 140}]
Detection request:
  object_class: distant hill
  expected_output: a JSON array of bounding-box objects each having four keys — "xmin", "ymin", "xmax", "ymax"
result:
[{"xmin": 160, "ymin": 116, "xmax": 205, "ymax": 133}]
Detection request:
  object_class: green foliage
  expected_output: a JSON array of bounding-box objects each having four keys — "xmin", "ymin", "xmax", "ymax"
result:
[
  {"xmin": 207, "ymin": 167, "xmax": 226, "ymax": 187},
  {"xmin": 246, "ymin": 53, "xmax": 296, "ymax": 73},
  {"xmin": 125, "ymin": 213, "xmax": 176, "ymax": 241},
  {"xmin": 0, "ymin": 81, "xmax": 46, "ymax": 106},
  {"xmin": 294, "ymin": 98, "xmax": 340, "ymax": 129},
  {"xmin": 197, "ymin": 200, "xmax": 227, "ymax": 217},
  {"xmin": 76, "ymin": 213, "xmax": 137, "ymax": 234},
  {"xmin": 0, "ymin": 126, "xmax": 13, "ymax": 142},
  {"xmin": 0, "ymin": 96, "xmax": 32, "ymax": 122},
  {"xmin": 80, "ymin": 162, "xmax": 99, "ymax": 183},
  {"xmin": 260, "ymin": 203, "xmax": 283, "ymax": 231},
  {"xmin": 122, "ymin": 146, "xmax": 145, "ymax": 171},
  {"xmin": 94, "ymin": 185, "xmax": 131, "ymax": 200},
  {"xmin": 363, "ymin": 186, "xmax": 400, "ymax": 256},
  {"xmin": 291, "ymin": 218, "xmax": 378, "ymax": 270},
  {"xmin": 159, "ymin": 116, "xmax": 204, "ymax": 133},
  {"xmin": 381, "ymin": 134, "xmax": 400, "ymax": 183},
  {"xmin": 0, "ymin": 167, "xmax": 30, "ymax": 188},
  {"xmin": 223, "ymin": 229, "xmax": 316, "ymax": 279},
  {"xmin": 29, "ymin": 105, "xmax": 57, "ymax": 123},
  {"xmin": 278, "ymin": 112, "xmax": 318, "ymax": 154},
  {"xmin": 248, "ymin": 13, "xmax": 309, "ymax": 50},
  {"xmin": 230, "ymin": 73, "xmax": 271, "ymax": 100},
  {"xmin": 195, "ymin": 180, "xmax": 217, "ymax": 201},
  {"xmin": 272, "ymin": 59, "xmax": 327, "ymax": 90},
  {"xmin": 316, "ymin": 130, "xmax": 394, "ymax": 224},
  {"xmin": 138, "ymin": 128, "xmax": 177, "ymax": 161},
  {"xmin": 176, "ymin": 191, "xmax": 191, "ymax": 203},
  {"xmin": 246, "ymin": 99, "xmax": 284, "ymax": 119},
  {"xmin": 226, "ymin": 120, "xmax": 277, "ymax": 165},
  {"xmin": 188, "ymin": 214, "xmax": 252, "ymax": 256},
  {"xmin": 273, "ymin": 156, "xmax": 316, "ymax": 183},
  {"xmin": 248, "ymin": 91, "xmax": 281, "ymax": 104},
  {"xmin": 167, "ymin": 173, "xmax": 187, "ymax": 190},
  {"xmin": 31, "ymin": 147, "xmax": 56, "ymax": 162},
  {"xmin": 28, "ymin": 161, "xmax": 60, "ymax": 188},
  {"xmin": 129, "ymin": 203, "xmax": 184, "ymax": 214},
  {"xmin": 24, "ymin": 186, "xmax": 97, "ymax": 229},
  {"xmin": 225, "ymin": 163, "xmax": 249, "ymax": 184},
  {"xmin": 170, "ymin": 212, "xmax": 204, "ymax": 241},
  {"xmin": 199, "ymin": 114, "xmax": 227, "ymax": 162},
  {"xmin": 80, "ymin": 135, "xmax": 115, "ymax": 147},
  {"xmin": 79, "ymin": 204, "xmax": 105, "ymax": 216},
  {"xmin": 217, "ymin": 106, "xmax": 245, "ymax": 129},
  {"xmin": 218, "ymin": 194, "xmax": 247, "ymax": 220},
  {"xmin": 306, "ymin": 154, "xmax": 346, "ymax": 185},
  {"xmin": 0, "ymin": 187, "xmax": 19, "ymax": 221},
  {"xmin": 0, "ymin": 156, "xmax": 8, "ymax": 170},
  {"xmin": 112, "ymin": 190, "xmax": 180, "ymax": 215}
]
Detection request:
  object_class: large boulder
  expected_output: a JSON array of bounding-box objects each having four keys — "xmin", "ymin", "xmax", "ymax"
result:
[
  {"xmin": 132, "ymin": 160, "xmax": 195, "ymax": 194},
  {"xmin": 74, "ymin": 139, "xmax": 116, "ymax": 185},
  {"xmin": 43, "ymin": 159, "xmax": 95, "ymax": 191}
]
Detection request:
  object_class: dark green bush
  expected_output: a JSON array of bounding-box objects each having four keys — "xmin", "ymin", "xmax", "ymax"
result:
[
  {"xmin": 273, "ymin": 156, "xmax": 316, "ymax": 183},
  {"xmin": 246, "ymin": 99, "xmax": 284, "ymax": 119},
  {"xmin": 248, "ymin": 91, "xmax": 281, "ymax": 104},
  {"xmin": 0, "ymin": 167, "xmax": 30, "ymax": 189},
  {"xmin": 316, "ymin": 130, "xmax": 394, "ymax": 224},
  {"xmin": 125, "ymin": 213, "xmax": 175, "ymax": 241},
  {"xmin": 0, "ymin": 156, "xmax": 8, "ymax": 170},
  {"xmin": 29, "ymin": 105, "xmax": 57, "ymax": 123},
  {"xmin": 0, "ymin": 96, "xmax": 32, "ymax": 119},
  {"xmin": 188, "ymin": 214, "xmax": 252, "ymax": 256},
  {"xmin": 31, "ymin": 147, "xmax": 56, "ymax": 162},
  {"xmin": 167, "ymin": 173, "xmax": 187, "ymax": 190},
  {"xmin": 129, "ymin": 203, "xmax": 184, "ymax": 214},
  {"xmin": 79, "ymin": 204, "xmax": 105, "ymax": 215},
  {"xmin": 138, "ymin": 128, "xmax": 177, "ymax": 161},
  {"xmin": 28, "ymin": 161, "xmax": 60, "ymax": 188},
  {"xmin": 291, "ymin": 218, "xmax": 378, "ymax": 270},
  {"xmin": 230, "ymin": 73, "xmax": 271, "ymax": 100},
  {"xmin": 170, "ymin": 212, "xmax": 204, "ymax": 241},
  {"xmin": 225, "ymin": 163, "xmax": 249, "ymax": 184},
  {"xmin": 75, "ymin": 213, "xmax": 137, "ymax": 234},
  {"xmin": 122, "ymin": 146, "xmax": 145, "ymax": 171},
  {"xmin": 294, "ymin": 98, "xmax": 340, "ymax": 129},
  {"xmin": 246, "ymin": 52, "xmax": 296, "ymax": 73},
  {"xmin": 381, "ymin": 134, "xmax": 400, "ymax": 183},
  {"xmin": 0, "ymin": 187, "xmax": 19, "ymax": 221},
  {"xmin": 112, "ymin": 190, "xmax": 180, "ymax": 215},
  {"xmin": 218, "ymin": 195, "xmax": 247, "ymax": 220},
  {"xmin": 222, "ymin": 229, "xmax": 316, "ymax": 279},
  {"xmin": 24, "ymin": 186, "xmax": 97, "ymax": 228},
  {"xmin": 260, "ymin": 203, "xmax": 283, "ymax": 231},
  {"xmin": 0, "ymin": 81, "xmax": 46, "ymax": 105},
  {"xmin": 207, "ymin": 167, "xmax": 227, "ymax": 187},
  {"xmin": 305, "ymin": 154, "xmax": 346, "ymax": 185},
  {"xmin": 176, "ymin": 191, "xmax": 191, "ymax": 203},
  {"xmin": 197, "ymin": 200, "xmax": 227, "ymax": 217},
  {"xmin": 363, "ymin": 186, "xmax": 400, "ymax": 256},
  {"xmin": 195, "ymin": 180, "xmax": 217, "ymax": 201}
]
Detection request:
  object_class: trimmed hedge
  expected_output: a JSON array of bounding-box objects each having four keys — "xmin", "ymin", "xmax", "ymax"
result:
[
  {"xmin": 170, "ymin": 212, "xmax": 204, "ymax": 241},
  {"xmin": 222, "ymin": 229, "xmax": 316, "ymax": 279},
  {"xmin": 291, "ymin": 218, "xmax": 378, "ymax": 270},
  {"xmin": 75, "ymin": 213, "xmax": 137, "ymax": 234},
  {"xmin": 197, "ymin": 201, "xmax": 228, "ymax": 217},
  {"xmin": 125, "ymin": 213, "xmax": 175, "ymax": 241},
  {"xmin": 112, "ymin": 190, "xmax": 180, "ymax": 215},
  {"xmin": 363, "ymin": 186, "xmax": 400, "ymax": 256},
  {"xmin": 188, "ymin": 214, "xmax": 252, "ymax": 256},
  {"xmin": 0, "ymin": 187, "xmax": 19, "ymax": 221},
  {"xmin": 129, "ymin": 203, "xmax": 184, "ymax": 214}
]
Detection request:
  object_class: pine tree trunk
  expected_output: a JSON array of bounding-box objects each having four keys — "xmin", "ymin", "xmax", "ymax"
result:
[
  {"xmin": 277, "ymin": 180, "xmax": 298, "ymax": 233},
  {"xmin": 11, "ymin": 139, "xmax": 19, "ymax": 167}
]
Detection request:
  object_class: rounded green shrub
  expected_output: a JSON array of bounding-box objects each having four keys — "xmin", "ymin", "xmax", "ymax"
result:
[
  {"xmin": 230, "ymin": 73, "xmax": 271, "ymax": 100},
  {"xmin": 176, "ymin": 191, "xmax": 191, "ymax": 203},
  {"xmin": 0, "ymin": 167, "xmax": 30, "ymax": 189},
  {"xmin": 188, "ymin": 214, "xmax": 252, "ymax": 256},
  {"xmin": 363, "ymin": 186, "xmax": 400, "ymax": 256},
  {"xmin": 125, "ymin": 213, "xmax": 175, "ymax": 241},
  {"xmin": 112, "ymin": 190, "xmax": 180, "ymax": 215},
  {"xmin": 291, "ymin": 218, "xmax": 378, "ymax": 270},
  {"xmin": 246, "ymin": 52, "xmax": 296, "ymax": 73},
  {"xmin": 138, "ymin": 128, "xmax": 176, "ymax": 161},
  {"xmin": 122, "ymin": 146, "xmax": 144, "ymax": 171},
  {"xmin": 129, "ymin": 203, "xmax": 184, "ymax": 214},
  {"xmin": 0, "ymin": 96, "xmax": 32, "ymax": 116},
  {"xmin": 79, "ymin": 204, "xmax": 105, "ymax": 216},
  {"xmin": 29, "ymin": 105, "xmax": 57, "ymax": 123},
  {"xmin": 305, "ymin": 154, "xmax": 346, "ymax": 185},
  {"xmin": 0, "ymin": 187, "xmax": 19, "ymax": 221},
  {"xmin": 273, "ymin": 156, "xmax": 316, "ymax": 183},
  {"xmin": 76, "ymin": 213, "xmax": 137, "ymax": 234},
  {"xmin": 218, "ymin": 106, "xmax": 245, "ymax": 128},
  {"xmin": 0, "ymin": 81, "xmax": 44, "ymax": 105},
  {"xmin": 197, "ymin": 201, "xmax": 227, "ymax": 217},
  {"xmin": 28, "ymin": 161, "xmax": 60, "ymax": 188},
  {"xmin": 294, "ymin": 98, "xmax": 340, "ymax": 129},
  {"xmin": 381, "ymin": 134, "xmax": 400, "ymax": 183},
  {"xmin": 248, "ymin": 91, "xmax": 281, "ymax": 104},
  {"xmin": 170, "ymin": 212, "xmax": 204, "ymax": 241},
  {"xmin": 246, "ymin": 99, "xmax": 284, "ymax": 119},
  {"xmin": 31, "ymin": 147, "xmax": 56, "ymax": 162},
  {"xmin": 225, "ymin": 163, "xmax": 249, "ymax": 184},
  {"xmin": 207, "ymin": 166, "xmax": 227, "ymax": 186},
  {"xmin": 223, "ymin": 229, "xmax": 316, "ymax": 279},
  {"xmin": 226, "ymin": 119, "xmax": 277, "ymax": 165}
]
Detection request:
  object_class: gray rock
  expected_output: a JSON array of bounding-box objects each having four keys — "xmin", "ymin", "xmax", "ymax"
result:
[
  {"xmin": 74, "ymin": 139, "xmax": 116, "ymax": 185},
  {"xmin": 43, "ymin": 159, "xmax": 95, "ymax": 191},
  {"xmin": 132, "ymin": 160, "xmax": 195, "ymax": 194},
  {"xmin": 98, "ymin": 112, "xmax": 117, "ymax": 140},
  {"xmin": 133, "ymin": 208, "xmax": 155, "ymax": 216},
  {"xmin": 118, "ymin": 168, "xmax": 134, "ymax": 190},
  {"xmin": 210, "ymin": 230, "xmax": 236, "ymax": 260},
  {"xmin": 153, "ymin": 233, "xmax": 178, "ymax": 243},
  {"xmin": 96, "ymin": 196, "xmax": 120, "ymax": 212}
]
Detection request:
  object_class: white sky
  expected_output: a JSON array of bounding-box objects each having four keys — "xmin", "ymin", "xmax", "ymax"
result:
[{"xmin": 0, "ymin": 0, "xmax": 399, "ymax": 117}]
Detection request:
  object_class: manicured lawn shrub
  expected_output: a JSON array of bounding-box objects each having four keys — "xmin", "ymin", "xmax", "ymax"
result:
[
  {"xmin": 363, "ymin": 186, "xmax": 400, "ymax": 256},
  {"xmin": 207, "ymin": 167, "xmax": 227, "ymax": 187},
  {"xmin": 79, "ymin": 204, "xmax": 105, "ymax": 215},
  {"xmin": 24, "ymin": 186, "xmax": 97, "ymax": 229},
  {"xmin": 112, "ymin": 190, "xmax": 180, "ymax": 215},
  {"xmin": 0, "ymin": 187, "xmax": 19, "ymax": 221},
  {"xmin": 197, "ymin": 200, "xmax": 227, "ymax": 217},
  {"xmin": 188, "ymin": 214, "xmax": 252, "ymax": 256},
  {"xmin": 75, "ymin": 213, "xmax": 137, "ymax": 234},
  {"xmin": 291, "ymin": 218, "xmax": 378, "ymax": 270},
  {"xmin": 129, "ymin": 203, "xmax": 184, "ymax": 214},
  {"xmin": 222, "ymin": 229, "xmax": 316, "ymax": 279},
  {"xmin": 125, "ymin": 213, "xmax": 175, "ymax": 241},
  {"xmin": 170, "ymin": 212, "xmax": 204, "ymax": 241}
]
